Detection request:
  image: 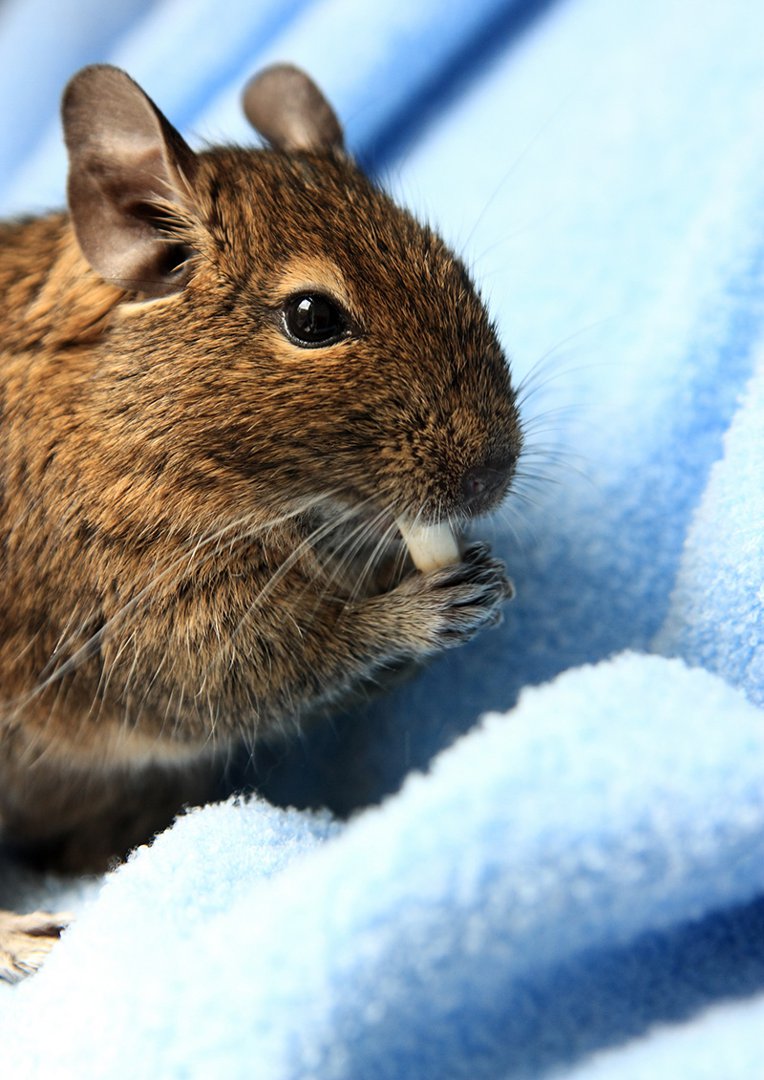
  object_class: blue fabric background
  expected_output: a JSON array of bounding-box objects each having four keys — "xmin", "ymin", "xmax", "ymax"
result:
[{"xmin": 0, "ymin": 1, "xmax": 763, "ymax": 1076}]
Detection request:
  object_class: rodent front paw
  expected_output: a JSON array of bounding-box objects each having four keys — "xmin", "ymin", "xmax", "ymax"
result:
[{"xmin": 389, "ymin": 541, "xmax": 514, "ymax": 655}]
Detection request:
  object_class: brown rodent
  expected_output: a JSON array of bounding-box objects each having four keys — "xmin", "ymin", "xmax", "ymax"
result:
[{"xmin": 0, "ymin": 63, "xmax": 521, "ymax": 980}]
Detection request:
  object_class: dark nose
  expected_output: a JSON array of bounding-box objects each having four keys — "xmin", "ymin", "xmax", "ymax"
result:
[{"xmin": 461, "ymin": 461, "xmax": 512, "ymax": 513}]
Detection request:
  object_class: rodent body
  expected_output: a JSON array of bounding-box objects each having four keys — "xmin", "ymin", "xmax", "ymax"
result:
[{"xmin": 0, "ymin": 64, "xmax": 521, "ymax": 979}]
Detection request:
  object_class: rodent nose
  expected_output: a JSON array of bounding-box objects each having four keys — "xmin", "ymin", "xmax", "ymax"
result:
[{"xmin": 461, "ymin": 462, "xmax": 511, "ymax": 512}]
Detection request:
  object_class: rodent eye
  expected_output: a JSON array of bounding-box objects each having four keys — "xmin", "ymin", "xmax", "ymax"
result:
[{"xmin": 282, "ymin": 293, "xmax": 349, "ymax": 348}]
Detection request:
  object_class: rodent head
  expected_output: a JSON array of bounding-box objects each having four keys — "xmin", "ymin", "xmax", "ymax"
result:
[{"xmin": 61, "ymin": 64, "xmax": 522, "ymax": 550}]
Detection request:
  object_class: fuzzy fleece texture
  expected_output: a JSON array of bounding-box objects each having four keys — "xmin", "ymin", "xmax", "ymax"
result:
[{"xmin": 1, "ymin": 0, "xmax": 763, "ymax": 1077}]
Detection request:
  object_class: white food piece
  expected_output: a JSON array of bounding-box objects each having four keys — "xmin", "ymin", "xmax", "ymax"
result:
[{"xmin": 396, "ymin": 517, "xmax": 460, "ymax": 572}]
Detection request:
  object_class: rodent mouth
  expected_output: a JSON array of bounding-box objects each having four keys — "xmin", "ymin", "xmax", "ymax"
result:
[{"xmin": 304, "ymin": 501, "xmax": 463, "ymax": 599}]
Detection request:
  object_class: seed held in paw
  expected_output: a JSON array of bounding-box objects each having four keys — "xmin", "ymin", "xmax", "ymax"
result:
[{"xmin": 396, "ymin": 518, "xmax": 461, "ymax": 572}]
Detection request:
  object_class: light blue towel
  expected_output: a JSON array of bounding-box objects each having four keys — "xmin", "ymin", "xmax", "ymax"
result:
[{"xmin": 1, "ymin": 1, "xmax": 763, "ymax": 1076}]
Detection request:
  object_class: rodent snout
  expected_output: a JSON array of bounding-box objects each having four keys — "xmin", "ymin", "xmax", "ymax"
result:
[{"xmin": 461, "ymin": 461, "xmax": 514, "ymax": 515}]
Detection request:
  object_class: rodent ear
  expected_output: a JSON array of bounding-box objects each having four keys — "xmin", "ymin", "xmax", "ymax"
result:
[
  {"xmin": 62, "ymin": 64, "xmax": 198, "ymax": 298},
  {"xmin": 242, "ymin": 64, "xmax": 345, "ymax": 155}
]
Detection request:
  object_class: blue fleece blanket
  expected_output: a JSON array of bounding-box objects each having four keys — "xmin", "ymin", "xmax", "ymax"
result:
[{"xmin": 1, "ymin": 1, "xmax": 763, "ymax": 1076}]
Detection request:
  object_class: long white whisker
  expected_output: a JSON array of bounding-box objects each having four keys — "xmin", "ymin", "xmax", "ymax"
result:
[
  {"xmin": 17, "ymin": 497, "xmax": 336, "ymax": 711},
  {"xmin": 225, "ymin": 497, "xmax": 383, "ymax": 648}
]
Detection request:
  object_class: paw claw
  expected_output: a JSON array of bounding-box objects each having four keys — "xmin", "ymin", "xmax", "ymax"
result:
[{"xmin": 462, "ymin": 540, "xmax": 491, "ymax": 563}]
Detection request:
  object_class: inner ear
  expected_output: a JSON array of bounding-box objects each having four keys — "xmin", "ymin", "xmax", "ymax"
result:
[
  {"xmin": 242, "ymin": 64, "xmax": 345, "ymax": 155},
  {"xmin": 62, "ymin": 64, "xmax": 199, "ymax": 297}
]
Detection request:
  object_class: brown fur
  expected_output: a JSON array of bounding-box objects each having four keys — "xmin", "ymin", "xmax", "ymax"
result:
[{"xmin": 0, "ymin": 65, "xmax": 521, "ymax": 980}]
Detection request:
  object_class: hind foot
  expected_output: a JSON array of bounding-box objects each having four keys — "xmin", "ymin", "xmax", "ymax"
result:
[{"xmin": 0, "ymin": 909, "xmax": 72, "ymax": 983}]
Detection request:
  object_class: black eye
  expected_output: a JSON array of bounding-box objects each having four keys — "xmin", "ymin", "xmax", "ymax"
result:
[{"xmin": 282, "ymin": 293, "xmax": 349, "ymax": 348}]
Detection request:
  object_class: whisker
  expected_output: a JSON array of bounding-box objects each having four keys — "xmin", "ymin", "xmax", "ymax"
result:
[
  {"xmin": 344, "ymin": 513, "xmax": 403, "ymax": 607},
  {"xmin": 16, "ymin": 496, "xmax": 337, "ymax": 712},
  {"xmin": 224, "ymin": 496, "xmax": 384, "ymax": 649},
  {"xmin": 461, "ymin": 94, "xmax": 574, "ymax": 255},
  {"xmin": 315, "ymin": 502, "xmax": 399, "ymax": 607}
]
